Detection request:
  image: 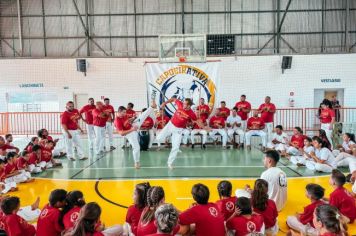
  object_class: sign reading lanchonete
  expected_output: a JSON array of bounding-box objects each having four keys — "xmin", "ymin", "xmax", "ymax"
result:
[
  {"xmin": 19, "ymin": 83, "xmax": 44, "ymax": 88},
  {"xmin": 321, "ymin": 79, "xmax": 341, "ymax": 83}
]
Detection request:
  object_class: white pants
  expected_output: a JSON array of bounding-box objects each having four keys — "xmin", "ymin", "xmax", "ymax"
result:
[
  {"xmin": 94, "ymin": 126, "xmax": 106, "ymax": 154},
  {"xmin": 62, "ymin": 129, "xmax": 85, "ymax": 159},
  {"xmin": 241, "ymin": 120, "xmax": 247, "ymax": 131},
  {"xmin": 286, "ymin": 216, "xmax": 317, "ymax": 236},
  {"xmin": 305, "ymin": 161, "xmax": 333, "ymax": 173},
  {"xmin": 0, "ymin": 181, "xmax": 17, "ymax": 194},
  {"xmin": 321, "ymin": 123, "xmax": 333, "ymax": 149},
  {"xmin": 209, "ymin": 129, "xmax": 228, "ymax": 147},
  {"xmin": 28, "ymin": 164, "xmax": 42, "ymax": 173},
  {"xmin": 182, "ymin": 129, "xmax": 191, "ymax": 145},
  {"xmin": 227, "ymin": 128, "xmax": 245, "ymax": 144},
  {"xmin": 38, "ymin": 161, "xmax": 53, "ymax": 169},
  {"xmin": 124, "ymin": 107, "xmax": 155, "ymax": 163},
  {"xmin": 290, "ymin": 155, "xmax": 307, "ymax": 165},
  {"xmin": 102, "ymin": 225, "xmax": 124, "ymax": 236},
  {"xmin": 287, "ymin": 146, "xmax": 301, "ymax": 156},
  {"xmin": 155, "ymin": 129, "xmax": 169, "ymax": 147},
  {"xmin": 332, "ymin": 152, "xmax": 356, "ymax": 172},
  {"xmin": 86, "ymin": 124, "xmax": 95, "ymax": 149},
  {"xmin": 17, "ymin": 206, "xmax": 41, "ymax": 222},
  {"xmin": 245, "ymin": 130, "xmax": 267, "ymax": 147},
  {"xmin": 265, "ymin": 122, "xmax": 273, "ymax": 142},
  {"xmin": 191, "ymin": 130, "xmax": 208, "ymax": 144},
  {"xmin": 106, "ymin": 122, "xmax": 114, "ymax": 146},
  {"xmin": 267, "ymin": 143, "xmax": 287, "ymax": 151},
  {"xmin": 5, "ymin": 171, "xmax": 31, "ymax": 184},
  {"xmin": 265, "ymin": 222, "xmax": 279, "ymax": 236},
  {"xmin": 157, "ymin": 122, "xmax": 183, "ymax": 165}
]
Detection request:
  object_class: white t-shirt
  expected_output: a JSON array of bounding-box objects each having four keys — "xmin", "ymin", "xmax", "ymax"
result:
[
  {"xmin": 315, "ymin": 147, "xmax": 335, "ymax": 165},
  {"xmin": 226, "ymin": 115, "xmax": 242, "ymax": 127},
  {"xmin": 271, "ymin": 132, "xmax": 289, "ymax": 144},
  {"xmin": 260, "ymin": 167, "xmax": 287, "ymax": 211},
  {"xmin": 303, "ymin": 146, "xmax": 314, "ymax": 154},
  {"xmin": 342, "ymin": 140, "xmax": 355, "ymax": 151}
]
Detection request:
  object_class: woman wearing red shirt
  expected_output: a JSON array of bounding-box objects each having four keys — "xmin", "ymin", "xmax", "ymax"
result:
[
  {"xmin": 313, "ymin": 204, "xmax": 348, "ymax": 236},
  {"xmin": 126, "ymin": 182, "xmax": 151, "ymax": 235},
  {"xmin": 318, "ymin": 100, "xmax": 335, "ymax": 149}
]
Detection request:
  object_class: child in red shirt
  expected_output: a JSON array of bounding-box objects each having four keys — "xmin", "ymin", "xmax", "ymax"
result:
[
  {"xmin": 4, "ymin": 152, "xmax": 32, "ymax": 184},
  {"xmin": 226, "ymin": 197, "xmax": 265, "ymax": 235},
  {"xmin": 313, "ymin": 204, "xmax": 348, "ymax": 236},
  {"xmin": 126, "ymin": 182, "xmax": 151, "ymax": 235},
  {"xmin": 36, "ymin": 189, "xmax": 67, "ymax": 236},
  {"xmin": 179, "ymin": 183, "xmax": 225, "ymax": 236},
  {"xmin": 251, "ymin": 179, "xmax": 278, "ymax": 235},
  {"xmin": 62, "ymin": 191, "xmax": 86, "ymax": 230},
  {"xmin": 215, "ymin": 180, "xmax": 237, "ymax": 220},
  {"xmin": 23, "ymin": 137, "xmax": 39, "ymax": 153},
  {"xmin": 147, "ymin": 204, "xmax": 179, "ymax": 236},
  {"xmin": 27, "ymin": 145, "xmax": 43, "ymax": 173},
  {"xmin": 1, "ymin": 196, "xmax": 36, "ymax": 236},
  {"xmin": 38, "ymin": 141, "xmax": 62, "ymax": 169},
  {"xmin": 0, "ymin": 159, "xmax": 17, "ymax": 194},
  {"xmin": 329, "ymin": 169, "xmax": 356, "ymax": 223},
  {"xmin": 287, "ymin": 183, "xmax": 325, "ymax": 235}
]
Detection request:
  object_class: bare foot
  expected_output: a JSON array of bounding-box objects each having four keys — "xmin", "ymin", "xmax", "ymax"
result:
[
  {"xmin": 25, "ymin": 178, "xmax": 35, "ymax": 183},
  {"xmin": 135, "ymin": 162, "xmax": 140, "ymax": 169},
  {"xmin": 31, "ymin": 197, "xmax": 40, "ymax": 210},
  {"xmin": 10, "ymin": 187, "xmax": 18, "ymax": 192}
]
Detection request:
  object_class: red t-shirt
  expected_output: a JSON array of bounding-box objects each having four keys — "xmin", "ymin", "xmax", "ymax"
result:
[
  {"xmin": 92, "ymin": 109, "xmax": 108, "ymax": 127},
  {"xmin": 320, "ymin": 108, "xmax": 335, "ymax": 124},
  {"xmin": 126, "ymin": 109, "xmax": 137, "ymax": 119},
  {"xmin": 28, "ymin": 152, "xmax": 39, "ymax": 165},
  {"xmin": 63, "ymin": 206, "xmax": 80, "ymax": 230},
  {"xmin": 193, "ymin": 117, "xmax": 207, "ymax": 129},
  {"xmin": 40, "ymin": 147, "xmax": 52, "ymax": 163},
  {"xmin": 253, "ymin": 199, "xmax": 278, "ymax": 229},
  {"xmin": 299, "ymin": 200, "xmax": 324, "ymax": 227},
  {"xmin": 247, "ymin": 117, "xmax": 265, "ymax": 130},
  {"xmin": 0, "ymin": 144, "xmax": 17, "ymax": 155},
  {"xmin": 4, "ymin": 214, "xmax": 36, "ymax": 236},
  {"xmin": 156, "ymin": 116, "xmax": 170, "ymax": 129},
  {"xmin": 226, "ymin": 214, "xmax": 264, "ymax": 236},
  {"xmin": 235, "ymin": 101, "xmax": 252, "ymax": 121},
  {"xmin": 126, "ymin": 205, "xmax": 143, "ymax": 236},
  {"xmin": 36, "ymin": 204, "xmax": 63, "ymax": 236},
  {"xmin": 80, "ymin": 104, "xmax": 96, "ymax": 125},
  {"xmin": 215, "ymin": 196, "xmax": 237, "ymax": 220},
  {"xmin": 140, "ymin": 117, "xmax": 154, "ymax": 130},
  {"xmin": 290, "ymin": 134, "xmax": 305, "ymax": 148},
  {"xmin": 61, "ymin": 109, "xmax": 80, "ymax": 130},
  {"xmin": 170, "ymin": 100, "xmax": 197, "ymax": 128},
  {"xmin": 259, "ymin": 103, "xmax": 276, "ymax": 123},
  {"xmin": 329, "ymin": 187, "xmax": 356, "ymax": 223},
  {"xmin": 146, "ymin": 234, "xmax": 172, "ymax": 236},
  {"xmin": 114, "ymin": 116, "xmax": 132, "ymax": 131},
  {"xmin": 209, "ymin": 116, "xmax": 225, "ymax": 129},
  {"xmin": 197, "ymin": 104, "xmax": 210, "ymax": 120},
  {"xmin": 218, "ymin": 107, "xmax": 230, "ymax": 120},
  {"xmin": 85, "ymin": 232, "xmax": 104, "ymax": 236},
  {"xmin": 4, "ymin": 162, "xmax": 17, "ymax": 175},
  {"xmin": 179, "ymin": 203, "xmax": 225, "ymax": 236},
  {"xmin": 103, "ymin": 105, "xmax": 115, "ymax": 122},
  {"xmin": 16, "ymin": 157, "xmax": 28, "ymax": 170},
  {"xmin": 0, "ymin": 210, "xmax": 6, "ymax": 230}
]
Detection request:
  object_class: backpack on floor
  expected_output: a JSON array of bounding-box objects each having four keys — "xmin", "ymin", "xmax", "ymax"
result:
[{"xmin": 139, "ymin": 131, "xmax": 150, "ymax": 151}]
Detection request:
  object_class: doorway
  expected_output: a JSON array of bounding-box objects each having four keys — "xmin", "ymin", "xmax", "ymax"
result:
[
  {"xmin": 314, "ymin": 89, "xmax": 344, "ymax": 108},
  {"xmin": 74, "ymin": 93, "xmax": 89, "ymax": 109}
]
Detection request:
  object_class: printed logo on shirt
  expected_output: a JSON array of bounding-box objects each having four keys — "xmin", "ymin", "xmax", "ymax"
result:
[
  {"xmin": 70, "ymin": 212, "xmax": 79, "ymax": 223},
  {"xmin": 279, "ymin": 173, "xmax": 287, "ymax": 187},
  {"xmin": 40, "ymin": 209, "xmax": 48, "ymax": 218},
  {"xmin": 208, "ymin": 207, "xmax": 218, "ymax": 217},
  {"xmin": 225, "ymin": 201, "xmax": 235, "ymax": 212},
  {"xmin": 247, "ymin": 221, "xmax": 257, "ymax": 232}
]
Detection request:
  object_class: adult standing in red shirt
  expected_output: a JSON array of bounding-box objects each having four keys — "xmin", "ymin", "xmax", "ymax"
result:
[
  {"xmin": 259, "ymin": 96, "xmax": 276, "ymax": 143},
  {"xmin": 319, "ymin": 100, "xmax": 335, "ymax": 149},
  {"xmin": 158, "ymin": 97, "xmax": 206, "ymax": 169},
  {"xmin": 61, "ymin": 101, "xmax": 86, "ymax": 161},
  {"xmin": 103, "ymin": 98, "xmax": 116, "ymax": 151},
  {"xmin": 179, "ymin": 183, "xmax": 225, "ymax": 236},
  {"xmin": 154, "ymin": 110, "xmax": 170, "ymax": 148},
  {"xmin": 218, "ymin": 101, "xmax": 230, "ymax": 120},
  {"xmin": 126, "ymin": 102, "xmax": 137, "ymax": 119},
  {"xmin": 79, "ymin": 98, "xmax": 96, "ymax": 150},
  {"xmin": 235, "ymin": 94, "xmax": 252, "ymax": 131},
  {"xmin": 92, "ymin": 101, "xmax": 109, "ymax": 156},
  {"xmin": 245, "ymin": 110, "xmax": 267, "ymax": 150},
  {"xmin": 197, "ymin": 98, "xmax": 210, "ymax": 120},
  {"xmin": 114, "ymin": 101, "xmax": 157, "ymax": 169}
]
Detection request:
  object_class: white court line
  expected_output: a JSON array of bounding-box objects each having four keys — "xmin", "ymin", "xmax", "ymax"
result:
[
  {"xmin": 176, "ymin": 197, "xmax": 192, "ymax": 200},
  {"xmin": 45, "ymin": 165, "xmax": 278, "ymax": 170}
]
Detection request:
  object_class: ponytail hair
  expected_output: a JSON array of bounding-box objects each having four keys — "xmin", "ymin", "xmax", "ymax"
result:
[
  {"xmin": 24, "ymin": 137, "xmax": 38, "ymax": 151},
  {"xmin": 135, "ymin": 182, "xmax": 151, "ymax": 209},
  {"xmin": 315, "ymin": 204, "xmax": 348, "ymax": 236},
  {"xmin": 70, "ymin": 202, "xmax": 101, "ymax": 236},
  {"xmin": 155, "ymin": 204, "xmax": 178, "ymax": 234},
  {"xmin": 60, "ymin": 191, "xmax": 85, "ymax": 227},
  {"xmin": 217, "ymin": 180, "xmax": 232, "ymax": 199},
  {"xmin": 140, "ymin": 186, "xmax": 165, "ymax": 224},
  {"xmin": 251, "ymin": 179, "xmax": 269, "ymax": 211}
]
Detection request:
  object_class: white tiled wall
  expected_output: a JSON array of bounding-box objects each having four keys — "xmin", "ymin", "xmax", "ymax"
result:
[{"xmin": 0, "ymin": 54, "xmax": 355, "ymax": 112}]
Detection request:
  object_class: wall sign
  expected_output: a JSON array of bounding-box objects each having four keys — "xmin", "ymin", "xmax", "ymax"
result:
[
  {"xmin": 19, "ymin": 83, "xmax": 44, "ymax": 88},
  {"xmin": 321, "ymin": 79, "xmax": 341, "ymax": 83}
]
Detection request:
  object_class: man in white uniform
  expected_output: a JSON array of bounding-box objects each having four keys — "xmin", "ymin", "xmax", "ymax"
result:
[
  {"xmin": 226, "ymin": 107, "xmax": 245, "ymax": 148},
  {"xmin": 266, "ymin": 125, "xmax": 289, "ymax": 152},
  {"xmin": 306, "ymin": 136, "xmax": 335, "ymax": 173}
]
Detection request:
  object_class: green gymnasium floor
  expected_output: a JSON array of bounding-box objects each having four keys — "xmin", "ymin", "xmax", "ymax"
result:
[{"xmin": 12, "ymin": 137, "xmax": 347, "ymax": 180}]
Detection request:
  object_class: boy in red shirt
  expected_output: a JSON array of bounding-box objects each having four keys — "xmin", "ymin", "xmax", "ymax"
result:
[
  {"xmin": 179, "ymin": 183, "xmax": 225, "ymax": 236},
  {"xmin": 36, "ymin": 189, "xmax": 67, "ymax": 236},
  {"xmin": 154, "ymin": 109, "xmax": 170, "ymax": 148},
  {"xmin": 0, "ymin": 159, "xmax": 17, "ymax": 194},
  {"xmin": 0, "ymin": 136, "xmax": 19, "ymax": 160},
  {"xmin": 226, "ymin": 197, "xmax": 265, "ymax": 235},
  {"xmin": 287, "ymin": 183, "xmax": 325, "ymax": 235},
  {"xmin": 140, "ymin": 108, "xmax": 155, "ymax": 149},
  {"xmin": 27, "ymin": 145, "xmax": 43, "ymax": 173},
  {"xmin": 38, "ymin": 141, "xmax": 62, "ymax": 169},
  {"xmin": 215, "ymin": 180, "xmax": 237, "ymax": 220},
  {"xmin": 209, "ymin": 109, "xmax": 229, "ymax": 149},
  {"xmin": 245, "ymin": 110, "xmax": 267, "ymax": 150},
  {"xmin": 1, "ymin": 196, "xmax": 36, "ymax": 236},
  {"xmin": 328, "ymin": 169, "xmax": 356, "ymax": 223},
  {"xmin": 4, "ymin": 152, "xmax": 32, "ymax": 184}
]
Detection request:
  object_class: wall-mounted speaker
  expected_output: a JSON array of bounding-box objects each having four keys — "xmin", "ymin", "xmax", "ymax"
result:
[
  {"xmin": 281, "ymin": 56, "xmax": 292, "ymax": 69},
  {"xmin": 76, "ymin": 59, "xmax": 87, "ymax": 75}
]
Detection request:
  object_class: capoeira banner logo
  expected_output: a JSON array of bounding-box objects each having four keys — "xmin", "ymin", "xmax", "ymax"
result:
[{"xmin": 145, "ymin": 62, "xmax": 221, "ymax": 117}]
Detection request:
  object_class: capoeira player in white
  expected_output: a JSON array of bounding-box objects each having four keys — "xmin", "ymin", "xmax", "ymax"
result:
[
  {"xmin": 266, "ymin": 125, "xmax": 289, "ymax": 154},
  {"xmin": 114, "ymin": 100, "xmax": 157, "ymax": 169},
  {"xmin": 157, "ymin": 97, "xmax": 207, "ymax": 169},
  {"xmin": 226, "ymin": 107, "xmax": 245, "ymax": 148}
]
